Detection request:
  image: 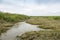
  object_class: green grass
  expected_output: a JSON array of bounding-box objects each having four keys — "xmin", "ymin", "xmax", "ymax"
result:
[
  {"xmin": 0, "ymin": 12, "xmax": 29, "ymax": 22},
  {"xmin": 0, "ymin": 12, "xmax": 30, "ymax": 35},
  {"xmin": 17, "ymin": 30, "xmax": 60, "ymax": 40}
]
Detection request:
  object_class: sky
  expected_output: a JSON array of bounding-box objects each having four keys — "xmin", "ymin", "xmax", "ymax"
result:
[{"xmin": 0, "ymin": 0, "xmax": 60, "ymax": 16}]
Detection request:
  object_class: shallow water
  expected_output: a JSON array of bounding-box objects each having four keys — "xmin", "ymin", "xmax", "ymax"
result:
[{"xmin": 1, "ymin": 22, "xmax": 43, "ymax": 40}]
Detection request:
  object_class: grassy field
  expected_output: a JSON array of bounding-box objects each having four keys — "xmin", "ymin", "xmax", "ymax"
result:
[
  {"xmin": 0, "ymin": 12, "xmax": 29, "ymax": 35},
  {"xmin": 26, "ymin": 16, "xmax": 60, "ymax": 30}
]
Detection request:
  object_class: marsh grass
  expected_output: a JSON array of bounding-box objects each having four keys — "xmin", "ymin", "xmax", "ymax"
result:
[
  {"xmin": 0, "ymin": 12, "xmax": 29, "ymax": 35},
  {"xmin": 17, "ymin": 16, "xmax": 60, "ymax": 40},
  {"xmin": 17, "ymin": 30, "xmax": 60, "ymax": 40},
  {"xmin": 26, "ymin": 16, "xmax": 60, "ymax": 30},
  {"xmin": 0, "ymin": 12, "xmax": 29, "ymax": 22}
]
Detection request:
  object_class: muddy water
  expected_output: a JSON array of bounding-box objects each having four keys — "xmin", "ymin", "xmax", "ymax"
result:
[{"xmin": 1, "ymin": 22, "xmax": 43, "ymax": 40}]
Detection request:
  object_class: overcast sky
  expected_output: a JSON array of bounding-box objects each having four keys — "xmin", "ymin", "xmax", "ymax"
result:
[{"xmin": 0, "ymin": 0, "xmax": 60, "ymax": 16}]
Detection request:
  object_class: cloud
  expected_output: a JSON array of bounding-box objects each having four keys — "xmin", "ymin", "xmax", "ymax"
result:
[{"xmin": 0, "ymin": 0, "xmax": 60, "ymax": 16}]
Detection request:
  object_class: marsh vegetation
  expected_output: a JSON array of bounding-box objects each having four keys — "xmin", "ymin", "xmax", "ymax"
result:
[
  {"xmin": 0, "ymin": 12, "xmax": 60, "ymax": 40},
  {"xmin": 17, "ymin": 30, "xmax": 60, "ymax": 40},
  {"xmin": 17, "ymin": 16, "xmax": 60, "ymax": 40},
  {"xmin": 0, "ymin": 12, "xmax": 29, "ymax": 35},
  {"xmin": 26, "ymin": 16, "xmax": 60, "ymax": 30}
]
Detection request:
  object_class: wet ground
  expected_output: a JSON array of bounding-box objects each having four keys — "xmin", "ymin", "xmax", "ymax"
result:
[{"xmin": 0, "ymin": 22, "xmax": 44, "ymax": 40}]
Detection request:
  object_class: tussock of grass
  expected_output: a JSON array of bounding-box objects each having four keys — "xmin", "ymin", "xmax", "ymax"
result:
[
  {"xmin": 17, "ymin": 30, "xmax": 60, "ymax": 40},
  {"xmin": 0, "ymin": 22, "xmax": 13, "ymax": 35}
]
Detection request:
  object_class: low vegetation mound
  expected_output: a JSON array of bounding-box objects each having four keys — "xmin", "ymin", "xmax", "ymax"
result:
[{"xmin": 17, "ymin": 30, "xmax": 60, "ymax": 40}]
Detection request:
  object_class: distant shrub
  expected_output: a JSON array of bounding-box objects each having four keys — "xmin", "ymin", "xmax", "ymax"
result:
[{"xmin": 53, "ymin": 17, "xmax": 60, "ymax": 20}]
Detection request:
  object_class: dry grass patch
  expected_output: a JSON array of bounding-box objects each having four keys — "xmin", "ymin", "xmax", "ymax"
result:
[
  {"xmin": 17, "ymin": 30, "xmax": 60, "ymax": 40},
  {"xmin": 26, "ymin": 16, "xmax": 60, "ymax": 29}
]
